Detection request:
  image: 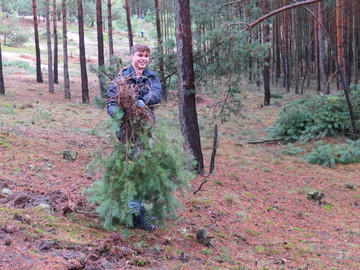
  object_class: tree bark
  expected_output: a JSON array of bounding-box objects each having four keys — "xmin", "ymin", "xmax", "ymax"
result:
[
  {"xmin": 96, "ymin": 0, "xmax": 106, "ymax": 98},
  {"xmin": 53, "ymin": 0, "xmax": 59, "ymax": 84},
  {"xmin": 352, "ymin": 0, "xmax": 359, "ymax": 85},
  {"xmin": 174, "ymin": 0, "xmax": 204, "ymax": 174},
  {"xmin": 154, "ymin": 0, "xmax": 166, "ymax": 100},
  {"xmin": 96, "ymin": 0, "xmax": 104, "ymax": 66},
  {"xmin": 0, "ymin": 41, "xmax": 5, "ymax": 95},
  {"xmin": 32, "ymin": 0, "xmax": 43, "ymax": 83},
  {"xmin": 45, "ymin": 0, "xmax": 55, "ymax": 93},
  {"xmin": 62, "ymin": 0, "xmax": 71, "ymax": 99},
  {"xmin": 336, "ymin": 0, "xmax": 345, "ymax": 90},
  {"xmin": 275, "ymin": 4, "xmax": 281, "ymax": 83},
  {"xmin": 107, "ymin": 0, "xmax": 114, "ymax": 65},
  {"xmin": 77, "ymin": 0, "xmax": 89, "ymax": 103},
  {"xmin": 283, "ymin": 0, "xmax": 290, "ymax": 92},
  {"xmin": 124, "ymin": 0, "xmax": 133, "ymax": 52},
  {"xmin": 317, "ymin": 1, "xmax": 329, "ymax": 93},
  {"xmin": 263, "ymin": 0, "xmax": 271, "ymax": 106}
]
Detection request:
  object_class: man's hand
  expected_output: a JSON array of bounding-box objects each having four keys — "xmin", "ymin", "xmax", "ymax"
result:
[{"xmin": 136, "ymin": 100, "xmax": 146, "ymax": 108}]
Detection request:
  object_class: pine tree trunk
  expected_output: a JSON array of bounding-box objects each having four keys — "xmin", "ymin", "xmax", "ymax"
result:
[
  {"xmin": 45, "ymin": 0, "xmax": 55, "ymax": 93},
  {"xmin": 77, "ymin": 0, "xmax": 89, "ymax": 103},
  {"xmin": 62, "ymin": 0, "xmax": 71, "ymax": 99},
  {"xmin": 275, "ymin": 10, "xmax": 281, "ymax": 83},
  {"xmin": 283, "ymin": 0, "xmax": 290, "ymax": 92},
  {"xmin": 353, "ymin": 0, "xmax": 359, "ymax": 85},
  {"xmin": 107, "ymin": 0, "xmax": 114, "ymax": 65},
  {"xmin": 0, "ymin": 41, "xmax": 5, "ymax": 95},
  {"xmin": 32, "ymin": 0, "xmax": 43, "ymax": 83},
  {"xmin": 96, "ymin": 0, "xmax": 106, "ymax": 98},
  {"xmin": 336, "ymin": 0, "xmax": 345, "ymax": 90},
  {"xmin": 124, "ymin": 0, "xmax": 133, "ymax": 52},
  {"xmin": 344, "ymin": 0, "xmax": 352, "ymax": 90},
  {"xmin": 263, "ymin": 0, "xmax": 271, "ymax": 106},
  {"xmin": 154, "ymin": 0, "xmax": 166, "ymax": 100},
  {"xmin": 96, "ymin": 0, "xmax": 104, "ymax": 66},
  {"xmin": 317, "ymin": 1, "xmax": 329, "ymax": 93},
  {"xmin": 53, "ymin": 0, "xmax": 59, "ymax": 84},
  {"xmin": 292, "ymin": 7, "xmax": 300, "ymax": 94},
  {"xmin": 174, "ymin": 0, "xmax": 204, "ymax": 174},
  {"xmin": 313, "ymin": 3, "xmax": 321, "ymax": 93}
]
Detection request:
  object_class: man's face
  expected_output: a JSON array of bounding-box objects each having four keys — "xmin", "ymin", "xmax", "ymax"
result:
[{"xmin": 130, "ymin": 50, "xmax": 149, "ymax": 70}]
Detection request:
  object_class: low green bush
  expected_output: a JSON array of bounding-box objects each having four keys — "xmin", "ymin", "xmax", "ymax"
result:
[
  {"xmin": 268, "ymin": 90, "xmax": 360, "ymax": 142},
  {"xmin": 304, "ymin": 140, "xmax": 360, "ymax": 168},
  {"xmin": 86, "ymin": 123, "xmax": 195, "ymax": 230},
  {"xmin": 7, "ymin": 31, "xmax": 31, "ymax": 47}
]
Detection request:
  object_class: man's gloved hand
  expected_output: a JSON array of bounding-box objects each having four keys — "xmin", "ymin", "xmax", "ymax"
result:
[{"xmin": 136, "ymin": 99, "xmax": 146, "ymax": 108}]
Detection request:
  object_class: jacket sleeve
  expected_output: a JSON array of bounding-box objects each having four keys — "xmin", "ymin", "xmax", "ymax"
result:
[
  {"xmin": 141, "ymin": 74, "xmax": 163, "ymax": 106},
  {"xmin": 107, "ymin": 76, "xmax": 121, "ymax": 116}
]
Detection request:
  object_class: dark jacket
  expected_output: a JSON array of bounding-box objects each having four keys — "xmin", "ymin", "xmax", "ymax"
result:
[{"xmin": 107, "ymin": 65, "xmax": 162, "ymax": 116}]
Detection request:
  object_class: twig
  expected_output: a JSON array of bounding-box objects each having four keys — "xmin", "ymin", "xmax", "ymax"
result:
[{"xmin": 193, "ymin": 180, "xmax": 208, "ymax": 195}]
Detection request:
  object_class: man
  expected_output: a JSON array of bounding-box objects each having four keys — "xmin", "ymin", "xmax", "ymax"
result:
[
  {"xmin": 106, "ymin": 44, "xmax": 162, "ymax": 231},
  {"xmin": 107, "ymin": 44, "xmax": 162, "ymax": 120}
]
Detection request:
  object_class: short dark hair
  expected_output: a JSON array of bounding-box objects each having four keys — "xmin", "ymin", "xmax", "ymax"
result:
[{"xmin": 130, "ymin": 44, "xmax": 151, "ymax": 55}]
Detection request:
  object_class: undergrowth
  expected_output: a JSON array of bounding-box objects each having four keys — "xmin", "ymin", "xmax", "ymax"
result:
[
  {"xmin": 304, "ymin": 140, "xmax": 360, "ymax": 168},
  {"xmin": 268, "ymin": 90, "xmax": 360, "ymax": 142},
  {"xmin": 86, "ymin": 123, "xmax": 195, "ymax": 230}
]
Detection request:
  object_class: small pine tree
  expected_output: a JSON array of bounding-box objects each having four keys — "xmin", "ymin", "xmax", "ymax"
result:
[{"xmin": 86, "ymin": 124, "xmax": 195, "ymax": 231}]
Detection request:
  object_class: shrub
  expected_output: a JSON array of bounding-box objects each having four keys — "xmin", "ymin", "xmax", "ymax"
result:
[
  {"xmin": 7, "ymin": 31, "xmax": 31, "ymax": 47},
  {"xmin": 268, "ymin": 92, "xmax": 360, "ymax": 142},
  {"xmin": 304, "ymin": 140, "xmax": 360, "ymax": 168},
  {"xmin": 282, "ymin": 143, "xmax": 305, "ymax": 156},
  {"xmin": 86, "ymin": 124, "xmax": 195, "ymax": 230}
]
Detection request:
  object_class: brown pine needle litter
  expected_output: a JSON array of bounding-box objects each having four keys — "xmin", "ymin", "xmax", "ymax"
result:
[{"xmin": 109, "ymin": 75, "xmax": 154, "ymax": 143}]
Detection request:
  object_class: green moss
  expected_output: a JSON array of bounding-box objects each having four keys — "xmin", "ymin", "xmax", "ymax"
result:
[
  {"xmin": 255, "ymin": 246, "xmax": 266, "ymax": 253},
  {"xmin": 201, "ymin": 248, "xmax": 213, "ymax": 255}
]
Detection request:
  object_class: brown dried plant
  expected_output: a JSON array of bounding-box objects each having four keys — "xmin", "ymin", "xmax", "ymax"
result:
[{"xmin": 109, "ymin": 75, "xmax": 154, "ymax": 143}]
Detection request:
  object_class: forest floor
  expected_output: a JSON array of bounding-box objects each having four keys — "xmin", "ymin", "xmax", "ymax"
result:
[{"xmin": 0, "ymin": 19, "xmax": 359, "ymax": 270}]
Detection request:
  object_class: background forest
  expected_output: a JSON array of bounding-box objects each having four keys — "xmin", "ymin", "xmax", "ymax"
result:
[{"xmin": 0, "ymin": 0, "xmax": 360, "ymax": 269}]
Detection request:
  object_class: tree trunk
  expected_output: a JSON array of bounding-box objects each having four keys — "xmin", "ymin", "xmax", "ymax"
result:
[
  {"xmin": 96, "ymin": 0, "xmax": 104, "ymax": 66},
  {"xmin": 336, "ymin": 0, "xmax": 345, "ymax": 90},
  {"xmin": 0, "ymin": 41, "xmax": 5, "ymax": 95},
  {"xmin": 275, "ymin": 8, "xmax": 281, "ymax": 83},
  {"xmin": 77, "ymin": 0, "xmax": 89, "ymax": 103},
  {"xmin": 283, "ymin": 0, "xmax": 290, "ymax": 92},
  {"xmin": 96, "ymin": 0, "xmax": 106, "ymax": 98},
  {"xmin": 263, "ymin": 0, "xmax": 271, "ymax": 106},
  {"xmin": 353, "ymin": 0, "xmax": 359, "ymax": 85},
  {"xmin": 107, "ymin": 0, "xmax": 114, "ymax": 65},
  {"xmin": 313, "ymin": 3, "xmax": 321, "ymax": 93},
  {"xmin": 124, "ymin": 0, "xmax": 133, "ymax": 52},
  {"xmin": 154, "ymin": 0, "xmax": 166, "ymax": 100},
  {"xmin": 32, "ymin": 0, "xmax": 43, "ymax": 83},
  {"xmin": 53, "ymin": 0, "xmax": 59, "ymax": 84},
  {"xmin": 45, "ymin": 0, "xmax": 55, "ymax": 93},
  {"xmin": 174, "ymin": 0, "xmax": 204, "ymax": 174},
  {"xmin": 62, "ymin": 0, "xmax": 71, "ymax": 99},
  {"xmin": 317, "ymin": 1, "xmax": 329, "ymax": 93}
]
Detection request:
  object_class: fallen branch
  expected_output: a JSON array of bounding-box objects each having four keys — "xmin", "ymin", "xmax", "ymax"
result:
[
  {"xmin": 193, "ymin": 180, "xmax": 208, "ymax": 195},
  {"xmin": 248, "ymin": 138, "xmax": 283, "ymax": 144}
]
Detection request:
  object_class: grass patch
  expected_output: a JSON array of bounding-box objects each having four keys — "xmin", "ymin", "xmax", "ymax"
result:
[
  {"xmin": 3, "ymin": 60, "xmax": 36, "ymax": 73},
  {"xmin": 322, "ymin": 204, "xmax": 334, "ymax": 211}
]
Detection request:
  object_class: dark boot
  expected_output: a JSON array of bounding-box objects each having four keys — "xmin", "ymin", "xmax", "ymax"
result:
[{"xmin": 132, "ymin": 207, "xmax": 155, "ymax": 231}]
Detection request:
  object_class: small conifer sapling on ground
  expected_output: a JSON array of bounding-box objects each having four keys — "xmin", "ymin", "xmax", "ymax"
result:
[{"xmin": 86, "ymin": 76, "xmax": 194, "ymax": 230}]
